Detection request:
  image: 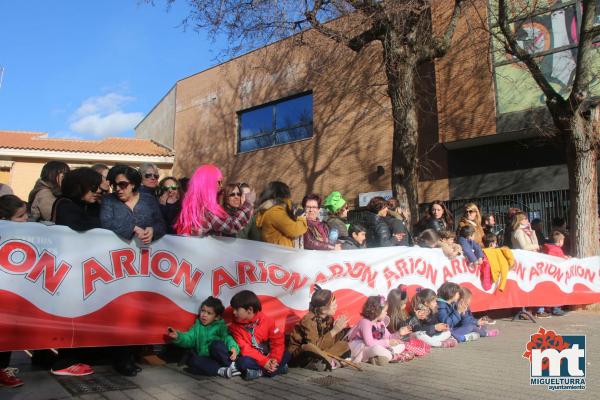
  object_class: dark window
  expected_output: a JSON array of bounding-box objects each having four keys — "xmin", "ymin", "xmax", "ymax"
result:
[{"xmin": 238, "ymin": 92, "xmax": 313, "ymax": 153}]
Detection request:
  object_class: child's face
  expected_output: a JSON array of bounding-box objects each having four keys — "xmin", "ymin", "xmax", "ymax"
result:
[
  {"xmin": 459, "ymin": 295, "xmax": 471, "ymax": 308},
  {"xmin": 11, "ymin": 205, "xmax": 28, "ymax": 222},
  {"xmin": 556, "ymin": 237, "xmax": 565, "ymax": 247},
  {"xmin": 376, "ymin": 304, "xmax": 388, "ymax": 321},
  {"xmin": 353, "ymin": 231, "xmax": 366, "ymax": 245},
  {"xmin": 441, "ymin": 237, "xmax": 454, "ymax": 244},
  {"xmin": 199, "ymin": 305, "xmax": 219, "ymax": 326},
  {"xmin": 427, "ymin": 298, "xmax": 438, "ymax": 312},
  {"xmin": 232, "ymin": 306, "xmax": 255, "ymax": 322},
  {"xmin": 321, "ymin": 298, "xmax": 337, "ymax": 317},
  {"xmin": 489, "ymin": 241, "xmax": 497, "ymax": 248}
]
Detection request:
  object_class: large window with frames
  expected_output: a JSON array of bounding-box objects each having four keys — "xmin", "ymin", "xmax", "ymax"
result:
[{"xmin": 237, "ymin": 92, "xmax": 313, "ymax": 153}]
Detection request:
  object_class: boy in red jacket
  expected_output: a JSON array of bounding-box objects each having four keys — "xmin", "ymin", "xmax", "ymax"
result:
[
  {"xmin": 229, "ymin": 290, "xmax": 290, "ymax": 380},
  {"xmin": 542, "ymin": 231, "xmax": 570, "ymax": 259}
]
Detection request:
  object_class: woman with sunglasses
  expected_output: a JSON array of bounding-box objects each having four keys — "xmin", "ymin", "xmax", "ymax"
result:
[
  {"xmin": 457, "ymin": 203, "xmax": 485, "ymax": 246},
  {"xmin": 100, "ymin": 164, "xmax": 166, "ymax": 244},
  {"xmin": 52, "ymin": 167, "xmax": 103, "ymax": 231},
  {"xmin": 158, "ymin": 176, "xmax": 182, "ymax": 234},
  {"xmin": 176, "ymin": 164, "xmax": 255, "ymax": 236},
  {"xmin": 138, "ymin": 163, "xmax": 160, "ymax": 196}
]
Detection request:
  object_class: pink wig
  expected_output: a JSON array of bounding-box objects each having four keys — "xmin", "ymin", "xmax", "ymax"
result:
[{"xmin": 175, "ymin": 164, "xmax": 227, "ymax": 235}]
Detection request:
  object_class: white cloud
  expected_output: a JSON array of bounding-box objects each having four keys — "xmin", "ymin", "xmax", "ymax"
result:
[{"xmin": 68, "ymin": 92, "xmax": 144, "ymax": 137}]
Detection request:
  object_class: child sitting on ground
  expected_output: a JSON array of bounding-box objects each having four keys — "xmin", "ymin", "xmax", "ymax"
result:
[
  {"xmin": 347, "ymin": 296, "xmax": 408, "ymax": 365},
  {"xmin": 436, "ymin": 282, "xmax": 481, "ymax": 342},
  {"xmin": 439, "ymin": 230, "xmax": 463, "ymax": 260},
  {"xmin": 482, "ymin": 233, "xmax": 515, "ymax": 292},
  {"xmin": 455, "ymin": 287, "xmax": 499, "ymax": 339},
  {"xmin": 386, "ymin": 286, "xmax": 431, "ymax": 357},
  {"xmin": 458, "ymin": 225, "xmax": 484, "ymax": 267},
  {"xmin": 408, "ymin": 289, "xmax": 457, "ymax": 348},
  {"xmin": 167, "ymin": 296, "xmax": 240, "ymax": 378},
  {"xmin": 288, "ymin": 286, "xmax": 350, "ymax": 371},
  {"xmin": 229, "ymin": 290, "xmax": 290, "ymax": 380}
]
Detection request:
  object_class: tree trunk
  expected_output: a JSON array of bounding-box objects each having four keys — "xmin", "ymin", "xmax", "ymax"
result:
[
  {"xmin": 383, "ymin": 36, "xmax": 420, "ymax": 227},
  {"xmin": 566, "ymin": 111, "xmax": 599, "ymax": 257}
]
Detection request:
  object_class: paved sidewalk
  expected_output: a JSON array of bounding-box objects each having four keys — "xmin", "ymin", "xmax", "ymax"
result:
[{"xmin": 2, "ymin": 311, "xmax": 598, "ymax": 400}]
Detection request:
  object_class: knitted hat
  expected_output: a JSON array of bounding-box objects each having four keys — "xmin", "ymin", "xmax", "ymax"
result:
[{"xmin": 323, "ymin": 191, "xmax": 346, "ymax": 213}]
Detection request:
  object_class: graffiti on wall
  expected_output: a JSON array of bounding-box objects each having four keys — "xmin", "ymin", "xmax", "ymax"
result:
[{"xmin": 491, "ymin": 0, "xmax": 600, "ymax": 114}]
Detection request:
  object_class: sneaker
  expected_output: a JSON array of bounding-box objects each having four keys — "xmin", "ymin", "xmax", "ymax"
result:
[
  {"xmin": 279, "ymin": 364, "xmax": 289, "ymax": 375},
  {"xmin": 485, "ymin": 329, "xmax": 499, "ymax": 337},
  {"xmin": 463, "ymin": 332, "xmax": 481, "ymax": 342},
  {"xmin": 0, "ymin": 368, "xmax": 24, "ymax": 388},
  {"xmin": 440, "ymin": 338, "xmax": 457, "ymax": 348},
  {"xmin": 50, "ymin": 363, "xmax": 94, "ymax": 376},
  {"xmin": 306, "ymin": 360, "xmax": 327, "ymax": 372},
  {"xmin": 217, "ymin": 366, "xmax": 233, "ymax": 379},
  {"xmin": 552, "ymin": 307, "xmax": 566, "ymax": 316},
  {"xmin": 392, "ymin": 351, "xmax": 415, "ymax": 363},
  {"xmin": 242, "ymin": 369, "xmax": 262, "ymax": 381},
  {"xmin": 537, "ymin": 311, "xmax": 552, "ymax": 318}
]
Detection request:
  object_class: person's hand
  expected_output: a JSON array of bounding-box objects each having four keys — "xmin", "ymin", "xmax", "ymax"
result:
[
  {"xmin": 136, "ymin": 227, "xmax": 154, "ymax": 244},
  {"xmin": 229, "ymin": 348, "xmax": 238, "ymax": 361},
  {"xmin": 334, "ymin": 243, "xmax": 342, "ymax": 251},
  {"xmin": 159, "ymin": 192, "xmax": 169, "ymax": 206},
  {"xmin": 457, "ymin": 301, "xmax": 468, "ymax": 314},
  {"xmin": 166, "ymin": 327, "xmax": 178, "ymax": 339},
  {"xmin": 389, "ymin": 339, "xmax": 400, "ymax": 347},
  {"xmin": 399, "ymin": 326, "xmax": 412, "ymax": 336},
  {"xmin": 264, "ymin": 358, "xmax": 278, "ymax": 373},
  {"xmin": 333, "ymin": 314, "xmax": 349, "ymax": 333},
  {"xmin": 415, "ymin": 309, "xmax": 429, "ymax": 320},
  {"xmin": 477, "ymin": 318, "xmax": 485, "ymax": 327},
  {"xmin": 243, "ymin": 190, "xmax": 257, "ymax": 206},
  {"xmin": 435, "ymin": 323, "xmax": 448, "ymax": 332}
]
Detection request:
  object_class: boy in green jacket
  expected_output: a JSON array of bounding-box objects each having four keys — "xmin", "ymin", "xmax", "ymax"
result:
[{"xmin": 167, "ymin": 296, "xmax": 240, "ymax": 378}]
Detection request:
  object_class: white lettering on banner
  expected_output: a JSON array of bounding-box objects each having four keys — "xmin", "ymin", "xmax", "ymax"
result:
[{"xmin": 1, "ymin": 220, "xmax": 600, "ymax": 319}]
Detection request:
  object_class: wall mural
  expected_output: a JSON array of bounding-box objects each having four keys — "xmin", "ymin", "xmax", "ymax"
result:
[{"xmin": 491, "ymin": 0, "xmax": 600, "ymax": 115}]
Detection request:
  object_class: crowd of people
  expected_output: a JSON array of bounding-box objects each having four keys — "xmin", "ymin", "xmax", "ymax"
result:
[{"xmin": 0, "ymin": 162, "xmax": 573, "ymax": 387}]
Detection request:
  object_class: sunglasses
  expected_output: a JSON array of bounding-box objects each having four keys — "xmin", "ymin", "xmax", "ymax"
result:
[
  {"xmin": 144, "ymin": 173, "xmax": 159, "ymax": 180},
  {"xmin": 467, "ymin": 210, "xmax": 477, "ymax": 214},
  {"xmin": 228, "ymin": 191, "xmax": 241, "ymax": 197},
  {"xmin": 113, "ymin": 181, "xmax": 131, "ymax": 190},
  {"xmin": 162, "ymin": 185, "xmax": 178, "ymax": 191}
]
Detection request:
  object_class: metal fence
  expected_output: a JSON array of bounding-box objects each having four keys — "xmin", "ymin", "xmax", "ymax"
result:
[{"xmin": 442, "ymin": 190, "xmax": 571, "ymax": 239}]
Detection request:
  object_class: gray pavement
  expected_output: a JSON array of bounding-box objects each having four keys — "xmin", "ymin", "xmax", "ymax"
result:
[{"xmin": 2, "ymin": 311, "xmax": 599, "ymax": 400}]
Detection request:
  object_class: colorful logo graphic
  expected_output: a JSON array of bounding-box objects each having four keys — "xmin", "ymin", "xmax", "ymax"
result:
[{"xmin": 523, "ymin": 327, "xmax": 586, "ymax": 391}]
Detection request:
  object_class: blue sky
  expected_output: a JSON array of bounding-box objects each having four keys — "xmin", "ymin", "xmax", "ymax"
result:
[{"xmin": 0, "ymin": 1, "xmax": 225, "ymax": 139}]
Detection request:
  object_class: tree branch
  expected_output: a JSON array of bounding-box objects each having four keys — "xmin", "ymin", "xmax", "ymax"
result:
[
  {"xmin": 497, "ymin": 0, "xmax": 564, "ymax": 106},
  {"xmin": 570, "ymin": 0, "xmax": 599, "ymax": 105},
  {"xmin": 304, "ymin": 0, "xmax": 353, "ymax": 47},
  {"xmin": 429, "ymin": 0, "xmax": 464, "ymax": 59}
]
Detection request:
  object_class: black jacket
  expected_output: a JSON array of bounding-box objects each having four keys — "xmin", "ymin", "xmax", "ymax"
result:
[
  {"xmin": 160, "ymin": 201, "xmax": 181, "ymax": 234},
  {"xmin": 384, "ymin": 216, "xmax": 413, "ymax": 246},
  {"xmin": 426, "ymin": 218, "xmax": 448, "ymax": 234},
  {"xmin": 53, "ymin": 197, "xmax": 101, "ymax": 231},
  {"xmin": 340, "ymin": 236, "xmax": 367, "ymax": 250},
  {"xmin": 347, "ymin": 208, "xmax": 394, "ymax": 248}
]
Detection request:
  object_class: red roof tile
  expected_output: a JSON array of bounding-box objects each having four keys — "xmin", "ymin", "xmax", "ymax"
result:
[{"xmin": 0, "ymin": 130, "xmax": 173, "ymax": 157}]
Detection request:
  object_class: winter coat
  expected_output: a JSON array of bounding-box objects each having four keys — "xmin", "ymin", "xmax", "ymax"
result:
[
  {"xmin": 384, "ymin": 215, "xmax": 412, "ymax": 246},
  {"xmin": 426, "ymin": 218, "xmax": 448, "ymax": 234},
  {"xmin": 512, "ymin": 227, "xmax": 539, "ymax": 251},
  {"xmin": 542, "ymin": 243, "xmax": 567, "ymax": 258},
  {"xmin": 52, "ymin": 197, "xmax": 101, "ymax": 231},
  {"xmin": 160, "ymin": 201, "xmax": 181, "ymax": 234},
  {"xmin": 458, "ymin": 236, "xmax": 484, "ymax": 263},
  {"xmin": 172, "ymin": 318, "xmax": 239, "ymax": 357},
  {"xmin": 100, "ymin": 192, "xmax": 166, "ymax": 241},
  {"xmin": 458, "ymin": 218, "xmax": 485, "ymax": 246},
  {"xmin": 436, "ymin": 300, "xmax": 462, "ymax": 329},
  {"xmin": 347, "ymin": 208, "xmax": 395, "ymax": 248},
  {"xmin": 28, "ymin": 179, "xmax": 60, "ymax": 222},
  {"xmin": 341, "ymin": 236, "xmax": 367, "ymax": 250},
  {"xmin": 229, "ymin": 311, "xmax": 285, "ymax": 367},
  {"xmin": 326, "ymin": 216, "xmax": 349, "ymax": 239},
  {"xmin": 287, "ymin": 312, "xmax": 348, "ymax": 358},
  {"xmin": 255, "ymin": 199, "xmax": 307, "ymax": 248},
  {"xmin": 482, "ymin": 246, "xmax": 515, "ymax": 291},
  {"xmin": 304, "ymin": 219, "xmax": 334, "ymax": 250},
  {"xmin": 407, "ymin": 312, "xmax": 440, "ymax": 337},
  {"xmin": 347, "ymin": 318, "xmax": 392, "ymax": 348}
]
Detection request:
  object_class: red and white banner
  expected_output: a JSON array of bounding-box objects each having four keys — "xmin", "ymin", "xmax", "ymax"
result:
[{"xmin": 1, "ymin": 221, "xmax": 599, "ymax": 351}]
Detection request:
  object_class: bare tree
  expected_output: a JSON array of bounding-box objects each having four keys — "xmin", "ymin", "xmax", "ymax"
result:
[
  {"xmin": 489, "ymin": 0, "xmax": 600, "ymax": 257},
  {"xmin": 152, "ymin": 0, "xmax": 465, "ymax": 224}
]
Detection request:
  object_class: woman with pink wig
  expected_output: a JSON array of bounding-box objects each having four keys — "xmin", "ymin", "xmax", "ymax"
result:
[{"xmin": 175, "ymin": 164, "xmax": 255, "ymax": 236}]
